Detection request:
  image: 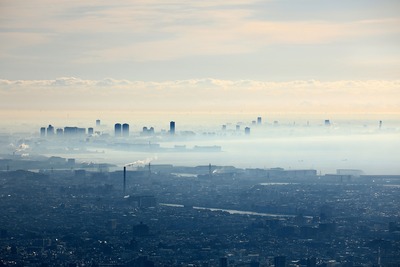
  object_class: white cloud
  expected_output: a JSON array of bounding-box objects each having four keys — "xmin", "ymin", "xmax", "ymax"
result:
[{"xmin": 0, "ymin": 78, "xmax": 399, "ymax": 114}]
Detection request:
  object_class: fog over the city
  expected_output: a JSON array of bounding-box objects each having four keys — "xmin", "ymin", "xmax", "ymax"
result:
[{"xmin": 1, "ymin": 115, "xmax": 399, "ymax": 175}]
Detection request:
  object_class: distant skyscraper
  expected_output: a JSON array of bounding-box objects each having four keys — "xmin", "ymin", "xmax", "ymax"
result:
[
  {"xmin": 170, "ymin": 121, "xmax": 175, "ymax": 135},
  {"xmin": 324, "ymin": 119, "xmax": 331, "ymax": 126},
  {"xmin": 64, "ymin": 127, "xmax": 86, "ymax": 136},
  {"xmin": 257, "ymin": 117, "xmax": 262, "ymax": 125},
  {"xmin": 40, "ymin": 127, "xmax": 46, "ymax": 137},
  {"xmin": 96, "ymin": 119, "xmax": 100, "ymax": 127},
  {"xmin": 222, "ymin": 125, "xmax": 226, "ymax": 131},
  {"xmin": 252, "ymin": 120, "xmax": 256, "ymax": 125},
  {"xmin": 122, "ymin": 123, "xmax": 129, "ymax": 137},
  {"xmin": 236, "ymin": 125, "xmax": 240, "ymax": 131},
  {"xmin": 47, "ymin": 125, "xmax": 54, "ymax": 136},
  {"xmin": 245, "ymin": 127, "xmax": 250, "ymax": 135},
  {"xmin": 379, "ymin": 120, "xmax": 382, "ymax": 129},
  {"xmin": 142, "ymin": 126, "xmax": 155, "ymax": 135},
  {"xmin": 115, "ymin": 123, "xmax": 122, "ymax": 137},
  {"xmin": 56, "ymin": 128, "xmax": 63, "ymax": 136},
  {"xmin": 88, "ymin": 127, "xmax": 94, "ymax": 135}
]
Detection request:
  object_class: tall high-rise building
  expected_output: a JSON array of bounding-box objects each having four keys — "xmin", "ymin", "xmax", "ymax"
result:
[
  {"xmin": 64, "ymin": 127, "xmax": 86, "ymax": 136},
  {"xmin": 88, "ymin": 127, "xmax": 94, "ymax": 135},
  {"xmin": 40, "ymin": 127, "xmax": 46, "ymax": 137},
  {"xmin": 96, "ymin": 119, "xmax": 101, "ymax": 127},
  {"xmin": 56, "ymin": 128, "xmax": 63, "ymax": 136},
  {"xmin": 115, "ymin": 123, "xmax": 122, "ymax": 137},
  {"xmin": 122, "ymin": 123, "xmax": 129, "ymax": 137},
  {"xmin": 170, "ymin": 121, "xmax": 175, "ymax": 135},
  {"xmin": 324, "ymin": 119, "xmax": 331, "ymax": 126},
  {"xmin": 47, "ymin": 125, "xmax": 54, "ymax": 137},
  {"xmin": 245, "ymin": 127, "xmax": 250, "ymax": 135},
  {"xmin": 257, "ymin": 117, "xmax": 262, "ymax": 125}
]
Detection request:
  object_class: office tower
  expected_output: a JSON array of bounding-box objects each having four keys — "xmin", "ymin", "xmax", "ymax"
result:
[
  {"xmin": 170, "ymin": 121, "xmax": 175, "ymax": 135},
  {"xmin": 379, "ymin": 120, "xmax": 382, "ymax": 129},
  {"xmin": 88, "ymin": 127, "xmax": 94, "ymax": 135},
  {"xmin": 115, "ymin": 123, "xmax": 122, "ymax": 137},
  {"xmin": 96, "ymin": 119, "xmax": 100, "ymax": 127},
  {"xmin": 40, "ymin": 127, "xmax": 46, "ymax": 137},
  {"xmin": 122, "ymin": 123, "xmax": 129, "ymax": 137},
  {"xmin": 252, "ymin": 120, "xmax": 256, "ymax": 125},
  {"xmin": 47, "ymin": 125, "xmax": 54, "ymax": 136},
  {"xmin": 245, "ymin": 127, "xmax": 250, "ymax": 135},
  {"xmin": 64, "ymin": 127, "xmax": 73, "ymax": 135},
  {"xmin": 64, "ymin": 127, "xmax": 85, "ymax": 136},
  {"xmin": 56, "ymin": 128, "xmax": 63, "ymax": 136},
  {"xmin": 324, "ymin": 119, "xmax": 331, "ymax": 126},
  {"xmin": 142, "ymin": 126, "xmax": 154, "ymax": 136},
  {"xmin": 257, "ymin": 117, "xmax": 262, "ymax": 125},
  {"xmin": 274, "ymin": 256, "xmax": 286, "ymax": 267}
]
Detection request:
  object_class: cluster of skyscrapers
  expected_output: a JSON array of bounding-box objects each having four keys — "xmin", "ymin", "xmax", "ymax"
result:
[
  {"xmin": 114, "ymin": 121, "xmax": 175, "ymax": 137},
  {"xmin": 40, "ymin": 125, "xmax": 93, "ymax": 137},
  {"xmin": 39, "ymin": 119, "xmax": 177, "ymax": 138},
  {"xmin": 39, "ymin": 116, "xmax": 345, "ymax": 138},
  {"xmin": 39, "ymin": 119, "xmax": 103, "ymax": 138},
  {"xmin": 114, "ymin": 123, "xmax": 130, "ymax": 137},
  {"xmin": 40, "ymin": 117, "xmax": 260, "ymax": 138}
]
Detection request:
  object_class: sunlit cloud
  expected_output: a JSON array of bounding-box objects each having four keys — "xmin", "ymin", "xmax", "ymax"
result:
[
  {"xmin": 1, "ymin": 0, "xmax": 399, "ymax": 64},
  {"xmin": 1, "ymin": 78, "xmax": 399, "ymax": 114}
]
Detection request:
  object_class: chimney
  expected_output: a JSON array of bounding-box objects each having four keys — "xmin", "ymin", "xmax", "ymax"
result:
[
  {"xmin": 148, "ymin": 162, "xmax": 151, "ymax": 178},
  {"xmin": 123, "ymin": 166, "xmax": 126, "ymax": 195}
]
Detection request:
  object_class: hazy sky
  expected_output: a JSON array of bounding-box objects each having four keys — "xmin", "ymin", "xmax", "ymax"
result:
[{"xmin": 0, "ymin": 0, "xmax": 399, "ymax": 118}]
